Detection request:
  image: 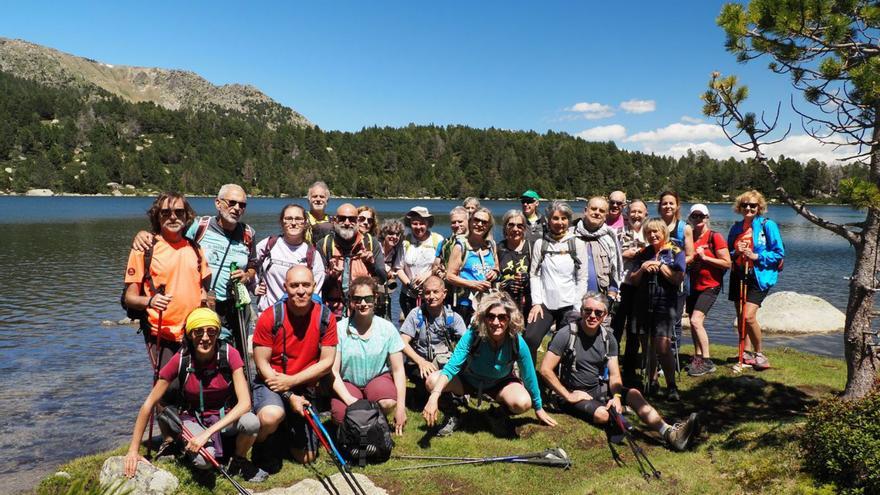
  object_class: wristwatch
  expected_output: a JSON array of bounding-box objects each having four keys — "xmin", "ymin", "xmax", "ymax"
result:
[{"xmin": 281, "ymin": 391, "xmax": 293, "ymax": 401}]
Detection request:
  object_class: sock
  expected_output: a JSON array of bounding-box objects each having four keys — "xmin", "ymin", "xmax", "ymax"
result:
[{"xmin": 659, "ymin": 422, "xmax": 671, "ymax": 436}]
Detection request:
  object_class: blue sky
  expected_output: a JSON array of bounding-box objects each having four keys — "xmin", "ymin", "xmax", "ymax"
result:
[{"xmin": 0, "ymin": 1, "xmax": 850, "ymax": 163}]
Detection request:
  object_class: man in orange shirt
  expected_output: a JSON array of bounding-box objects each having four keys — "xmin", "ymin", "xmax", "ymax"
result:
[{"xmin": 124, "ymin": 192, "xmax": 211, "ymax": 371}]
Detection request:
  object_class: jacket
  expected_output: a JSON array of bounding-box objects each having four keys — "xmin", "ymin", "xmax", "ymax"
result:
[{"xmin": 727, "ymin": 215, "xmax": 785, "ymax": 291}]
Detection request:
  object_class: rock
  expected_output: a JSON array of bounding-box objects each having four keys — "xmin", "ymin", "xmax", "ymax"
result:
[
  {"xmin": 118, "ymin": 317, "xmax": 135, "ymax": 325},
  {"xmin": 757, "ymin": 291, "xmax": 845, "ymax": 333},
  {"xmin": 112, "ymin": 189, "xmax": 123, "ymax": 196},
  {"xmin": 53, "ymin": 471, "xmax": 71, "ymax": 480},
  {"xmin": 101, "ymin": 320, "xmax": 116, "ymax": 326},
  {"xmin": 254, "ymin": 473, "xmax": 385, "ymax": 495},
  {"xmin": 99, "ymin": 456, "xmax": 179, "ymax": 494},
  {"xmin": 25, "ymin": 188, "xmax": 53, "ymax": 196}
]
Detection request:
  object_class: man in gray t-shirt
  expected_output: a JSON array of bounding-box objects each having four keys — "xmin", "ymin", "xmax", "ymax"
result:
[{"xmin": 547, "ymin": 311, "xmax": 618, "ymax": 395}]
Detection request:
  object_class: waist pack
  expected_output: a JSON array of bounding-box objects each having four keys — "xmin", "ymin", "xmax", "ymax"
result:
[{"xmin": 337, "ymin": 399, "xmax": 393, "ymax": 466}]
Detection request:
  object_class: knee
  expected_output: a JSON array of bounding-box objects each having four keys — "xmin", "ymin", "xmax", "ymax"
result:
[
  {"xmin": 507, "ymin": 396, "xmax": 531, "ymax": 415},
  {"xmin": 690, "ymin": 313, "xmax": 704, "ymax": 327},
  {"xmin": 258, "ymin": 407, "xmax": 284, "ymax": 430},
  {"xmin": 377, "ymin": 399, "xmax": 397, "ymax": 414},
  {"xmin": 293, "ymin": 449, "xmax": 317, "ymax": 464},
  {"xmin": 593, "ymin": 408, "xmax": 609, "ymax": 425},
  {"xmin": 745, "ymin": 314, "xmax": 759, "ymax": 327},
  {"xmin": 238, "ymin": 412, "xmax": 261, "ymax": 436}
]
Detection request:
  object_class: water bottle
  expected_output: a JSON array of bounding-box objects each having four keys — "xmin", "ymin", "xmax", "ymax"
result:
[{"xmin": 230, "ymin": 262, "xmax": 251, "ymax": 308}]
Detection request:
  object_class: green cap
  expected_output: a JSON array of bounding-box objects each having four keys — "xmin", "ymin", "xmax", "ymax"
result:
[{"xmin": 521, "ymin": 190, "xmax": 541, "ymax": 201}]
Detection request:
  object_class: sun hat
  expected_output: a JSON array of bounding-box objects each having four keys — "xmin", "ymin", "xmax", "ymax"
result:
[{"xmin": 404, "ymin": 206, "xmax": 434, "ymax": 227}]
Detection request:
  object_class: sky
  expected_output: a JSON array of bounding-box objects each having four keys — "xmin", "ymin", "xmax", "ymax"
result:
[{"xmin": 0, "ymin": 1, "xmax": 859, "ymax": 164}]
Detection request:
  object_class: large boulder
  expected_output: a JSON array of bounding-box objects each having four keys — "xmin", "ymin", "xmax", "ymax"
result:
[
  {"xmin": 25, "ymin": 188, "xmax": 53, "ymax": 196},
  {"xmin": 255, "ymin": 473, "xmax": 386, "ymax": 495},
  {"xmin": 757, "ymin": 291, "xmax": 845, "ymax": 333},
  {"xmin": 99, "ymin": 456, "xmax": 179, "ymax": 495}
]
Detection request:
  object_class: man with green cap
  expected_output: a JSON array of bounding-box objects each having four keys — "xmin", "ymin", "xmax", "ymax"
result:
[{"xmin": 521, "ymin": 190, "xmax": 546, "ymax": 244}]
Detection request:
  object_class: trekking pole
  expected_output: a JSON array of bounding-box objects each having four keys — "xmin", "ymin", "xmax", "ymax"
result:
[
  {"xmin": 305, "ymin": 406, "xmax": 367, "ymax": 495},
  {"xmin": 609, "ymin": 408, "xmax": 660, "ymax": 480},
  {"xmin": 644, "ymin": 274, "xmax": 657, "ymax": 396},
  {"xmin": 146, "ymin": 284, "xmax": 166, "ymax": 459},
  {"xmin": 390, "ymin": 448, "xmax": 571, "ymax": 471},
  {"xmin": 736, "ymin": 262, "xmax": 750, "ymax": 371}
]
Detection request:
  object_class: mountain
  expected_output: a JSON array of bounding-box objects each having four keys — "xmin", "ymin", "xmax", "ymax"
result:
[{"xmin": 0, "ymin": 37, "xmax": 311, "ymax": 128}]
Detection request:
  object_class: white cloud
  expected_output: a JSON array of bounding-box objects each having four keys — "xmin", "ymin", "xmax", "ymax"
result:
[
  {"xmin": 565, "ymin": 101, "xmax": 615, "ymax": 120},
  {"xmin": 620, "ymin": 99, "xmax": 656, "ymax": 114},
  {"xmin": 680, "ymin": 115, "xmax": 704, "ymax": 124},
  {"xmin": 576, "ymin": 124, "xmax": 627, "ymax": 142},
  {"xmin": 638, "ymin": 134, "xmax": 861, "ymax": 165},
  {"xmin": 625, "ymin": 122, "xmax": 725, "ymax": 143}
]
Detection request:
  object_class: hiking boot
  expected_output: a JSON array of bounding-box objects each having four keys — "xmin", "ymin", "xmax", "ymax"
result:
[
  {"xmin": 667, "ymin": 387, "xmax": 681, "ymax": 402},
  {"xmin": 436, "ymin": 414, "xmax": 461, "ymax": 437},
  {"xmin": 664, "ymin": 413, "xmax": 699, "ymax": 451},
  {"xmin": 250, "ymin": 441, "xmax": 282, "ymax": 474},
  {"xmin": 688, "ymin": 358, "xmax": 716, "ymax": 377},
  {"xmin": 753, "ymin": 353, "xmax": 771, "ymax": 371},
  {"xmin": 227, "ymin": 456, "xmax": 269, "ymax": 483}
]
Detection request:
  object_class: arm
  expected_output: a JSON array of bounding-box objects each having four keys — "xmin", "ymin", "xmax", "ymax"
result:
[
  {"xmin": 684, "ymin": 224, "xmax": 696, "ymax": 265},
  {"xmin": 330, "ymin": 342, "xmax": 359, "ymax": 406},
  {"xmin": 604, "ymin": 356, "xmax": 624, "ymax": 414},
  {"xmin": 131, "ymin": 230, "xmax": 154, "ymax": 251},
  {"xmin": 539, "ymin": 351, "xmax": 592, "ymax": 404},
  {"xmin": 699, "ymin": 246, "xmax": 732, "ymax": 270},
  {"xmin": 124, "ymin": 283, "xmax": 170, "ymax": 312},
  {"xmin": 528, "ymin": 240, "xmax": 545, "ymax": 323},
  {"xmin": 185, "ymin": 367, "xmax": 253, "ymax": 454},
  {"xmin": 253, "ymin": 345, "xmax": 276, "ymax": 385},
  {"xmin": 517, "ymin": 336, "xmax": 556, "ymax": 426},
  {"xmin": 123, "ymin": 379, "xmax": 170, "ymax": 477},
  {"xmin": 757, "ymin": 219, "xmax": 785, "ymax": 266},
  {"xmin": 388, "ymin": 351, "xmax": 407, "ymax": 435},
  {"xmin": 286, "ymin": 345, "xmax": 336, "ymax": 389}
]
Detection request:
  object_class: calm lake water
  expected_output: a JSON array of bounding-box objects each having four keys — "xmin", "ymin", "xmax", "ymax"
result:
[{"xmin": 0, "ymin": 196, "xmax": 863, "ymax": 491}]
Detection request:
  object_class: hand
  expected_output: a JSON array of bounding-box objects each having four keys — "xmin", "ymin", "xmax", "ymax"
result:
[
  {"xmin": 413, "ymin": 272, "xmax": 430, "ymax": 287},
  {"xmin": 265, "ymin": 372, "xmax": 291, "ymax": 393},
  {"xmin": 737, "ymin": 240, "xmax": 749, "ymax": 253},
  {"xmin": 623, "ymin": 247, "xmax": 639, "ymax": 259},
  {"xmin": 150, "ymin": 293, "xmax": 173, "ymax": 311},
  {"xmin": 132, "ymin": 231, "xmax": 153, "ymax": 251},
  {"xmin": 186, "ymin": 430, "xmax": 211, "ymax": 454},
  {"xmin": 123, "ymin": 451, "xmax": 149, "ymax": 478},
  {"xmin": 535, "ymin": 408, "xmax": 557, "ymax": 427},
  {"xmin": 605, "ymin": 395, "xmax": 624, "ymax": 414},
  {"xmin": 743, "ymin": 248, "xmax": 758, "ymax": 261},
  {"xmin": 355, "ymin": 248, "xmax": 374, "ymax": 265},
  {"xmin": 472, "ymin": 280, "xmax": 492, "ymax": 292},
  {"xmin": 254, "ymin": 282, "xmax": 267, "ymax": 296},
  {"xmin": 417, "ymin": 359, "xmax": 438, "ymax": 379},
  {"xmin": 289, "ymin": 393, "xmax": 311, "ymax": 416},
  {"xmin": 528, "ymin": 304, "xmax": 543, "ymax": 324},
  {"xmin": 644, "ymin": 261, "xmax": 661, "ymax": 273},
  {"xmin": 485, "ymin": 268, "xmax": 499, "ymax": 282},
  {"xmin": 422, "ymin": 395, "xmax": 440, "ymax": 427},
  {"xmin": 694, "ymin": 246, "xmax": 705, "ymax": 260},
  {"xmin": 394, "ymin": 406, "xmax": 407, "ymax": 435},
  {"xmin": 567, "ymin": 390, "xmax": 593, "ymax": 404},
  {"xmin": 230, "ymin": 269, "xmax": 248, "ymax": 283},
  {"xmin": 329, "ymin": 258, "xmax": 344, "ymax": 276}
]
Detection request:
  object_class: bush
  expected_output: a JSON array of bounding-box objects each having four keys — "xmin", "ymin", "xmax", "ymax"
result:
[{"xmin": 800, "ymin": 387, "xmax": 880, "ymax": 494}]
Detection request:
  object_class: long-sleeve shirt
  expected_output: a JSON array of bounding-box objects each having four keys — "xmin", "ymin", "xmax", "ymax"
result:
[{"xmin": 529, "ymin": 233, "xmax": 589, "ymax": 311}]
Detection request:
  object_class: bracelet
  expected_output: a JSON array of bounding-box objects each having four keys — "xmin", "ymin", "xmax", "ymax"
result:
[
  {"xmin": 613, "ymin": 393, "xmax": 622, "ymax": 399},
  {"xmin": 146, "ymin": 295, "xmax": 155, "ymax": 308}
]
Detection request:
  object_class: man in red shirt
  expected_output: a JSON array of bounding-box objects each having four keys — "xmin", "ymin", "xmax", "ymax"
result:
[{"xmin": 252, "ymin": 266, "xmax": 338, "ymax": 468}]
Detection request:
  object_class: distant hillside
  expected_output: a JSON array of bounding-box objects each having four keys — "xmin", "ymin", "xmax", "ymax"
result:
[{"xmin": 0, "ymin": 37, "xmax": 310, "ymax": 128}]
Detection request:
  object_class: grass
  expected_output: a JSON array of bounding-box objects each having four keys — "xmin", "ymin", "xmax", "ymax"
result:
[{"xmin": 38, "ymin": 344, "xmax": 846, "ymax": 495}]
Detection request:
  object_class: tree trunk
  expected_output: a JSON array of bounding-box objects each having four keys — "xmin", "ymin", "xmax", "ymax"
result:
[{"xmin": 843, "ymin": 209, "xmax": 880, "ymax": 399}]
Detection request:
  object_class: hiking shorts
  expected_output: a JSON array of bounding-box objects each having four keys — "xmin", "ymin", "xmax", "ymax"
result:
[
  {"xmin": 728, "ymin": 269, "xmax": 769, "ymax": 306},
  {"xmin": 330, "ymin": 373, "xmax": 397, "ymax": 424},
  {"xmin": 562, "ymin": 384, "xmax": 631, "ymax": 425},
  {"xmin": 252, "ymin": 382, "xmax": 319, "ymax": 453},
  {"xmin": 639, "ymin": 304, "xmax": 678, "ymax": 339},
  {"xmin": 461, "ymin": 373, "xmax": 523, "ymax": 400},
  {"xmin": 686, "ymin": 286, "xmax": 721, "ymax": 315}
]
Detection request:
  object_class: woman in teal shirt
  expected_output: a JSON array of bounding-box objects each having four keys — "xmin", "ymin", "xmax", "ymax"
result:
[{"xmin": 422, "ymin": 292, "xmax": 557, "ymax": 435}]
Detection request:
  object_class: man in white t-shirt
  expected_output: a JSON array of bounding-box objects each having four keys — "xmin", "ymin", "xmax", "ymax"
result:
[{"xmin": 398, "ymin": 206, "xmax": 445, "ymax": 316}]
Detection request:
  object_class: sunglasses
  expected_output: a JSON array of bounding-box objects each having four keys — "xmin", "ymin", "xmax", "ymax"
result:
[
  {"xmin": 336, "ymin": 215, "xmax": 358, "ymax": 224},
  {"xmin": 485, "ymin": 313, "xmax": 510, "ymax": 323},
  {"xmin": 582, "ymin": 309, "xmax": 606, "ymax": 318},
  {"xmin": 220, "ymin": 198, "xmax": 247, "ymax": 209},
  {"xmin": 191, "ymin": 327, "xmax": 220, "ymax": 338},
  {"xmin": 351, "ymin": 295, "xmax": 376, "ymax": 304},
  {"xmin": 506, "ymin": 222, "xmax": 525, "ymax": 229},
  {"xmin": 609, "ymin": 200, "xmax": 626, "ymax": 207},
  {"xmin": 357, "ymin": 215, "xmax": 374, "ymax": 225},
  {"xmin": 689, "ymin": 213, "xmax": 707, "ymax": 220},
  {"xmin": 159, "ymin": 208, "xmax": 186, "ymax": 218},
  {"xmin": 471, "ymin": 217, "xmax": 490, "ymax": 225},
  {"xmin": 520, "ymin": 198, "xmax": 537, "ymax": 205},
  {"xmin": 740, "ymin": 202, "xmax": 759, "ymax": 209}
]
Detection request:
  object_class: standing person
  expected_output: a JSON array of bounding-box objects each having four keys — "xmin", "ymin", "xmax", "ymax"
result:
[
  {"xmin": 330, "ymin": 277, "xmax": 407, "ymax": 435},
  {"xmin": 571, "ymin": 196, "xmax": 624, "ymax": 303},
  {"xmin": 523, "ymin": 201, "xmax": 588, "ymax": 362},
  {"xmin": 629, "ymin": 218, "xmax": 686, "ymax": 401},
  {"xmin": 611, "ymin": 199, "xmax": 649, "ymax": 384},
  {"xmin": 606, "ymin": 190, "xmax": 628, "ymax": 232},
  {"xmin": 497, "ymin": 209, "xmax": 532, "ymax": 316},
  {"xmin": 251, "ymin": 266, "xmax": 338, "ymax": 468},
  {"xmin": 422, "ymin": 292, "xmax": 557, "ymax": 437},
  {"xmin": 316, "ymin": 203, "xmax": 387, "ymax": 317},
  {"xmin": 463, "ymin": 197, "xmax": 481, "ymax": 217},
  {"xmin": 398, "ymin": 207, "xmax": 445, "ymax": 317},
  {"xmin": 123, "ymin": 308, "xmax": 267, "ymax": 482},
  {"xmin": 445, "ymin": 207, "xmax": 500, "ymax": 324},
  {"xmin": 357, "ymin": 205, "xmax": 379, "ymax": 238},
  {"xmin": 306, "ymin": 181, "xmax": 334, "ymax": 243},
  {"xmin": 432, "ymin": 206, "xmax": 469, "ymax": 279},
  {"xmin": 657, "ymin": 191, "xmax": 695, "ymax": 370},
  {"xmin": 520, "ymin": 189, "xmax": 546, "ymax": 244},
  {"xmin": 685, "ymin": 204, "xmax": 731, "ymax": 376},
  {"xmin": 125, "ymin": 193, "xmax": 209, "ymax": 370},
  {"xmin": 377, "ymin": 218, "xmax": 405, "ymax": 322},
  {"xmin": 539, "ymin": 294, "xmax": 699, "ymax": 451},
  {"xmin": 253, "ymin": 204, "xmax": 325, "ymax": 312},
  {"xmin": 728, "ymin": 190, "xmax": 784, "ymax": 371}
]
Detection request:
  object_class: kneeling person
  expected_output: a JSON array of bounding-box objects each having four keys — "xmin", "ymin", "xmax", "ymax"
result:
[{"xmin": 539, "ymin": 293, "xmax": 699, "ymax": 451}]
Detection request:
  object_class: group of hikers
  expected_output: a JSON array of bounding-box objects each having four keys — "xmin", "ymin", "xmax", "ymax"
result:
[{"xmin": 120, "ymin": 181, "xmax": 786, "ymax": 484}]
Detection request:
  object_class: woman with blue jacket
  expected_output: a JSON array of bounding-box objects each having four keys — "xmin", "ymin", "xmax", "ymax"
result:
[{"xmin": 727, "ymin": 190, "xmax": 785, "ymax": 370}]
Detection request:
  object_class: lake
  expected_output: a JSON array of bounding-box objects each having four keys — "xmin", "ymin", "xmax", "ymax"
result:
[{"xmin": 0, "ymin": 196, "xmax": 863, "ymax": 491}]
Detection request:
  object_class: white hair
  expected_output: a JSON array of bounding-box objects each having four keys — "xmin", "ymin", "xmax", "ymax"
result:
[{"xmin": 217, "ymin": 184, "xmax": 245, "ymax": 199}]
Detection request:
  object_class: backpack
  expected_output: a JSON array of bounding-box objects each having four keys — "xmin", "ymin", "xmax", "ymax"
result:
[
  {"xmin": 337, "ymin": 399, "xmax": 394, "ymax": 466},
  {"xmin": 534, "ymin": 236, "xmax": 581, "ymax": 277},
  {"xmin": 557, "ymin": 321, "xmax": 610, "ymax": 385},
  {"xmin": 415, "ymin": 306, "xmax": 458, "ymax": 362},
  {"xmin": 271, "ymin": 298, "xmax": 332, "ymax": 374},
  {"xmin": 257, "ymin": 234, "xmax": 317, "ymax": 276},
  {"xmin": 194, "ymin": 216, "xmax": 254, "ymax": 250},
  {"xmin": 176, "ymin": 341, "xmax": 235, "ymax": 418},
  {"xmin": 403, "ymin": 232, "xmax": 444, "ymax": 252}
]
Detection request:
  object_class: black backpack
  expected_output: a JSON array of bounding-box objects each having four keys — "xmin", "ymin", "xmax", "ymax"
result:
[{"xmin": 337, "ymin": 399, "xmax": 394, "ymax": 466}]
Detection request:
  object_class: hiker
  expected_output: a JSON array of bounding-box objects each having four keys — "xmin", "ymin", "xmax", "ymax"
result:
[
  {"xmin": 306, "ymin": 181, "xmax": 334, "ymax": 243},
  {"xmin": 610, "ymin": 199, "xmax": 649, "ymax": 384},
  {"xmin": 316, "ymin": 203, "xmax": 387, "ymax": 317},
  {"xmin": 253, "ymin": 204, "xmax": 325, "ymax": 312},
  {"xmin": 422, "ymin": 292, "xmax": 557, "ymax": 436},
  {"xmin": 431, "ymin": 206, "xmax": 469, "ymax": 279},
  {"xmin": 657, "ymin": 191, "xmax": 694, "ymax": 373},
  {"xmin": 330, "ymin": 276, "xmax": 408, "ymax": 435},
  {"xmin": 444, "ymin": 207, "xmax": 500, "ymax": 324},
  {"xmin": 399, "ymin": 207, "xmax": 445, "ymax": 317},
  {"xmin": 571, "ymin": 196, "xmax": 624, "ymax": 306},
  {"xmin": 629, "ymin": 218, "xmax": 686, "ymax": 400},
  {"xmin": 728, "ymin": 190, "xmax": 785, "ymax": 371},
  {"xmin": 539, "ymin": 293, "xmax": 699, "ymax": 451},
  {"xmin": 606, "ymin": 190, "xmax": 627, "ymax": 232},
  {"xmin": 124, "ymin": 192, "xmax": 210, "ymax": 371},
  {"xmin": 463, "ymin": 197, "xmax": 481, "ymax": 217},
  {"xmin": 520, "ymin": 189, "xmax": 547, "ymax": 244},
  {"xmin": 251, "ymin": 266, "xmax": 338, "ymax": 467},
  {"xmin": 523, "ymin": 201, "xmax": 588, "ymax": 362},
  {"xmin": 123, "ymin": 308, "xmax": 267, "ymax": 481},
  {"xmin": 498, "ymin": 209, "xmax": 532, "ymax": 316},
  {"xmin": 357, "ymin": 205, "xmax": 379, "ymax": 238},
  {"xmin": 685, "ymin": 204, "xmax": 730, "ymax": 376},
  {"xmin": 377, "ymin": 218, "xmax": 405, "ymax": 322},
  {"xmin": 399, "ymin": 275, "xmax": 467, "ymax": 435}
]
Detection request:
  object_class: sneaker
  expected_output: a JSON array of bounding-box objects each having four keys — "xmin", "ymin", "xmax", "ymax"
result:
[
  {"xmin": 227, "ymin": 456, "xmax": 269, "ymax": 483},
  {"xmin": 742, "ymin": 350, "xmax": 757, "ymax": 366},
  {"xmin": 664, "ymin": 413, "xmax": 699, "ymax": 451},
  {"xmin": 753, "ymin": 352, "xmax": 771, "ymax": 371},
  {"xmin": 436, "ymin": 414, "xmax": 461, "ymax": 437},
  {"xmin": 667, "ymin": 387, "xmax": 681, "ymax": 402},
  {"xmin": 702, "ymin": 359, "xmax": 717, "ymax": 374},
  {"xmin": 687, "ymin": 357, "xmax": 704, "ymax": 377}
]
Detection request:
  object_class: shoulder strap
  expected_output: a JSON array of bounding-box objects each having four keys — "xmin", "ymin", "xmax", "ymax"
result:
[
  {"xmin": 218, "ymin": 341, "xmax": 233, "ymax": 382},
  {"xmin": 306, "ymin": 243, "xmax": 317, "ymax": 268},
  {"xmin": 272, "ymin": 299, "xmax": 286, "ymax": 337},
  {"xmin": 567, "ymin": 237, "xmax": 581, "ymax": 274},
  {"xmin": 194, "ymin": 216, "xmax": 211, "ymax": 244},
  {"xmin": 319, "ymin": 303, "xmax": 331, "ymax": 340},
  {"xmin": 141, "ymin": 236, "xmax": 159, "ymax": 294},
  {"xmin": 177, "ymin": 347, "xmax": 192, "ymax": 406}
]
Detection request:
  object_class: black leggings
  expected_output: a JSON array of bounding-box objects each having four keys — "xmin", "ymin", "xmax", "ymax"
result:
[{"xmin": 523, "ymin": 305, "xmax": 573, "ymax": 362}]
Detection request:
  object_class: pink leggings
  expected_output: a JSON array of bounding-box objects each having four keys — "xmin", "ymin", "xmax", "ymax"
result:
[{"xmin": 330, "ymin": 373, "xmax": 397, "ymax": 424}]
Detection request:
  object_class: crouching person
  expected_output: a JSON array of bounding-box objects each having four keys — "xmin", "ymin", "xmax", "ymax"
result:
[
  {"xmin": 399, "ymin": 275, "xmax": 467, "ymax": 435},
  {"xmin": 123, "ymin": 308, "xmax": 267, "ymax": 482},
  {"xmin": 252, "ymin": 266, "xmax": 338, "ymax": 470},
  {"xmin": 539, "ymin": 292, "xmax": 700, "ymax": 451},
  {"xmin": 423, "ymin": 292, "xmax": 557, "ymax": 437}
]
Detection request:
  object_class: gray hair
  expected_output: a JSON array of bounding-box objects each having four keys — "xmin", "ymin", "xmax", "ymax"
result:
[
  {"xmin": 449, "ymin": 206, "xmax": 468, "ymax": 217},
  {"xmin": 217, "ymin": 184, "xmax": 245, "ymax": 200},
  {"xmin": 581, "ymin": 291, "xmax": 610, "ymax": 311},
  {"xmin": 501, "ymin": 209, "xmax": 526, "ymax": 227},
  {"xmin": 545, "ymin": 200, "xmax": 573, "ymax": 221},
  {"xmin": 308, "ymin": 181, "xmax": 330, "ymax": 196}
]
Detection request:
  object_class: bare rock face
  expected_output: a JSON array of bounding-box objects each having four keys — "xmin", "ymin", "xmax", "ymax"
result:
[
  {"xmin": 254, "ymin": 473, "xmax": 386, "ymax": 495},
  {"xmin": 757, "ymin": 291, "xmax": 845, "ymax": 333},
  {"xmin": 99, "ymin": 456, "xmax": 179, "ymax": 495}
]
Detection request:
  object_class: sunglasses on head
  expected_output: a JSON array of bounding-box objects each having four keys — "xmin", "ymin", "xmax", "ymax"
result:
[
  {"xmin": 159, "ymin": 208, "xmax": 186, "ymax": 218},
  {"xmin": 221, "ymin": 198, "xmax": 247, "ymax": 209},
  {"xmin": 336, "ymin": 215, "xmax": 358, "ymax": 224},
  {"xmin": 740, "ymin": 202, "xmax": 759, "ymax": 209},
  {"xmin": 351, "ymin": 295, "xmax": 375, "ymax": 304},
  {"xmin": 485, "ymin": 312, "xmax": 510, "ymax": 323},
  {"xmin": 191, "ymin": 327, "xmax": 220, "ymax": 338},
  {"xmin": 582, "ymin": 308, "xmax": 606, "ymax": 318}
]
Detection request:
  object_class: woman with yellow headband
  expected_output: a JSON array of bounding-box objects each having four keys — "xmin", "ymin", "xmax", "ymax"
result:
[{"xmin": 123, "ymin": 308, "xmax": 267, "ymax": 482}]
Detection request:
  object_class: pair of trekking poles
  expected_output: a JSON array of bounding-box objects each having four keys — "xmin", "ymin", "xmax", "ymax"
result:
[{"xmin": 736, "ymin": 262, "xmax": 751, "ymax": 372}]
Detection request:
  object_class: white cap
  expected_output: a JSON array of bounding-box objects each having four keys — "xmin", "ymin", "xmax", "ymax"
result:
[{"xmin": 689, "ymin": 204, "xmax": 709, "ymax": 217}]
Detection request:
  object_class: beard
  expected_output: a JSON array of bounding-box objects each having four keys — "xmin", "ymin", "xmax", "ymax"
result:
[{"xmin": 336, "ymin": 223, "xmax": 356, "ymax": 241}]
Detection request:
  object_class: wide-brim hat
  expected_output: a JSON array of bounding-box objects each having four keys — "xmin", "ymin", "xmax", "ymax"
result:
[{"xmin": 405, "ymin": 206, "xmax": 434, "ymax": 227}]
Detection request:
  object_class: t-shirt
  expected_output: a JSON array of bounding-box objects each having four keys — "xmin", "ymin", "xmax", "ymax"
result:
[
  {"xmin": 733, "ymin": 228, "xmax": 754, "ymax": 269},
  {"xmin": 125, "ymin": 236, "xmax": 210, "ymax": 341},
  {"xmin": 634, "ymin": 244, "xmax": 686, "ymax": 310},
  {"xmin": 336, "ymin": 316, "xmax": 404, "ymax": 388},
  {"xmin": 606, "ymin": 214, "xmax": 625, "ymax": 231},
  {"xmin": 186, "ymin": 217, "xmax": 256, "ymax": 302},
  {"xmin": 691, "ymin": 230, "xmax": 728, "ymax": 291},
  {"xmin": 399, "ymin": 307, "xmax": 466, "ymax": 359},
  {"xmin": 254, "ymin": 237, "xmax": 325, "ymax": 311},
  {"xmin": 159, "ymin": 346, "xmax": 244, "ymax": 416},
  {"xmin": 252, "ymin": 301, "xmax": 339, "ymax": 379},
  {"xmin": 497, "ymin": 240, "xmax": 531, "ymax": 306},
  {"xmin": 403, "ymin": 232, "xmax": 445, "ymax": 280},
  {"xmin": 548, "ymin": 315, "xmax": 618, "ymax": 392}
]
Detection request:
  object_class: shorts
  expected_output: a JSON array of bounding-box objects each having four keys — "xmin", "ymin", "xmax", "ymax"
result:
[
  {"xmin": 252, "ymin": 382, "xmax": 319, "ymax": 453},
  {"xmin": 561, "ymin": 384, "xmax": 631, "ymax": 425},
  {"xmin": 728, "ymin": 269, "xmax": 769, "ymax": 307},
  {"xmin": 686, "ymin": 286, "xmax": 721, "ymax": 315},
  {"xmin": 330, "ymin": 373, "xmax": 398, "ymax": 424},
  {"xmin": 461, "ymin": 373, "xmax": 522, "ymax": 398},
  {"xmin": 637, "ymin": 304, "xmax": 677, "ymax": 339}
]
